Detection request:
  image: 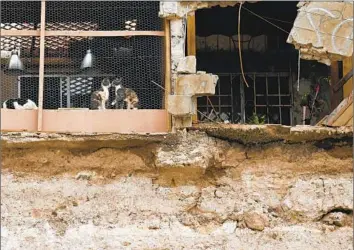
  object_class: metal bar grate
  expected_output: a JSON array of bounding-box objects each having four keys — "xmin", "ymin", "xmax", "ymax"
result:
[{"xmin": 197, "ymin": 72, "xmax": 293, "ymax": 125}]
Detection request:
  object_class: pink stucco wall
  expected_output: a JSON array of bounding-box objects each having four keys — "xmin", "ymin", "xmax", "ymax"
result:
[{"xmin": 1, "ymin": 109, "xmax": 168, "ymax": 133}]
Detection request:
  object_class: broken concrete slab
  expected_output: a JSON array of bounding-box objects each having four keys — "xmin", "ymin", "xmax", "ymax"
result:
[
  {"xmin": 176, "ymin": 73, "xmax": 219, "ymax": 96},
  {"xmin": 191, "ymin": 123, "xmax": 353, "ymax": 144},
  {"xmin": 3, "ymin": 124, "xmax": 352, "ymax": 147},
  {"xmin": 287, "ymin": 1, "xmax": 353, "ymax": 65},
  {"xmin": 177, "ymin": 56, "xmax": 196, "ymax": 74}
]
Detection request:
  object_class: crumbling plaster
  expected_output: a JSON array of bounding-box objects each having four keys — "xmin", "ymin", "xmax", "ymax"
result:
[
  {"xmin": 159, "ymin": 2, "xmax": 247, "ymax": 19},
  {"xmin": 165, "ymin": 5, "xmax": 220, "ymax": 129},
  {"xmin": 287, "ymin": 1, "xmax": 353, "ymax": 65},
  {"xmin": 160, "ymin": 1, "xmax": 262, "ymax": 129}
]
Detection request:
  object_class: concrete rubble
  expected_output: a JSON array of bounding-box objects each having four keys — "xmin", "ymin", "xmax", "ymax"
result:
[
  {"xmin": 243, "ymin": 212, "xmax": 270, "ymax": 231},
  {"xmin": 168, "ymin": 72, "xmax": 219, "ymax": 118},
  {"xmin": 165, "ymin": 4, "xmax": 221, "ymax": 130},
  {"xmin": 167, "ymin": 55, "xmax": 219, "ymax": 128},
  {"xmin": 287, "ymin": 1, "xmax": 353, "ymax": 65}
]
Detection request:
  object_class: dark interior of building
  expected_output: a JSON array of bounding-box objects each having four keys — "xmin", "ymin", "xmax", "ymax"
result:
[
  {"xmin": 1, "ymin": 1, "xmax": 164, "ymax": 110},
  {"xmin": 195, "ymin": 2, "xmax": 330, "ymax": 125}
]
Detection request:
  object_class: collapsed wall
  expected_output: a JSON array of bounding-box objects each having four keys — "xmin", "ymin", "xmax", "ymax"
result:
[{"xmin": 1, "ymin": 125, "xmax": 353, "ymax": 249}]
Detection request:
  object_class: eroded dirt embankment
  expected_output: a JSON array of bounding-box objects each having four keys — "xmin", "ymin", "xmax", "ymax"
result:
[{"xmin": 1, "ymin": 125, "xmax": 353, "ymax": 249}]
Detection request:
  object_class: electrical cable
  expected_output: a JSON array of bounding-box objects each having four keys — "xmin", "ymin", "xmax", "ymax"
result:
[
  {"xmin": 241, "ymin": 5, "xmax": 290, "ymax": 34},
  {"xmin": 238, "ymin": 3, "xmax": 250, "ymax": 88},
  {"xmin": 241, "ymin": 5, "xmax": 306, "ymax": 92},
  {"xmin": 297, "ymin": 50, "xmax": 301, "ymax": 92},
  {"xmin": 261, "ymin": 15, "xmax": 294, "ymax": 24},
  {"xmin": 242, "ymin": 6, "xmax": 353, "ymax": 41}
]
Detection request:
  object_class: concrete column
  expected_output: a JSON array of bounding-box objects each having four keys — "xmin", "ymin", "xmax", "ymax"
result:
[{"xmin": 170, "ymin": 18, "xmax": 190, "ymax": 130}]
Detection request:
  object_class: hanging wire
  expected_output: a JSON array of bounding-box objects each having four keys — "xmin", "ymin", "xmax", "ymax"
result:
[
  {"xmin": 242, "ymin": 6, "xmax": 352, "ymax": 41},
  {"xmin": 241, "ymin": 5, "xmax": 290, "ymax": 34},
  {"xmin": 238, "ymin": 3, "xmax": 250, "ymax": 88},
  {"xmin": 260, "ymin": 15, "xmax": 294, "ymax": 24},
  {"xmin": 240, "ymin": 5, "xmax": 305, "ymax": 92},
  {"xmin": 150, "ymin": 80, "xmax": 165, "ymax": 90},
  {"xmin": 297, "ymin": 49, "xmax": 301, "ymax": 92}
]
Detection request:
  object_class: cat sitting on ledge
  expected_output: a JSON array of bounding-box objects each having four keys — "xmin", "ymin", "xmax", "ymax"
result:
[
  {"xmin": 90, "ymin": 78, "xmax": 111, "ymax": 110},
  {"xmin": 2, "ymin": 98, "xmax": 38, "ymax": 110},
  {"xmin": 111, "ymin": 77, "xmax": 140, "ymax": 110}
]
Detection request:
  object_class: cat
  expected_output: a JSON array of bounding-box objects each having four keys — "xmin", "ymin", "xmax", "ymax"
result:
[
  {"xmin": 111, "ymin": 77, "xmax": 139, "ymax": 110},
  {"xmin": 2, "ymin": 98, "xmax": 38, "ymax": 110},
  {"xmin": 90, "ymin": 78, "xmax": 111, "ymax": 110}
]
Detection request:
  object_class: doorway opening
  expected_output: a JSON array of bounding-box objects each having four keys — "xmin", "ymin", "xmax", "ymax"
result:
[{"xmin": 194, "ymin": 2, "xmax": 331, "ymax": 126}]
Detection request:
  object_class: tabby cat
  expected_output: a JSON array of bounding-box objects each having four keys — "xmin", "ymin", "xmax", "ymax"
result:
[{"xmin": 111, "ymin": 77, "xmax": 139, "ymax": 110}]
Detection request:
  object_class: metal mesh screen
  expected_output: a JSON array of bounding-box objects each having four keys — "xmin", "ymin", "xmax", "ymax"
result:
[
  {"xmin": 1, "ymin": 36, "xmax": 40, "ymax": 55},
  {"xmin": 1, "ymin": 1, "xmax": 162, "ymax": 31},
  {"xmin": 1, "ymin": 1, "xmax": 165, "ymax": 111},
  {"xmin": 0, "ymin": 36, "xmax": 40, "ymax": 105},
  {"xmin": 1, "ymin": 2, "xmax": 41, "ymax": 30},
  {"xmin": 44, "ymin": 35, "xmax": 164, "ymax": 109},
  {"xmin": 45, "ymin": 1, "xmax": 162, "ymax": 31}
]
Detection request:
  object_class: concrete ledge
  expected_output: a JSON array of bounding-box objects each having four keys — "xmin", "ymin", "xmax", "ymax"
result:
[
  {"xmin": 1, "ymin": 109, "xmax": 38, "ymax": 132},
  {"xmin": 191, "ymin": 124, "xmax": 353, "ymax": 144},
  {"xmin": 1, "ymin": 109, "xmax": 168, "ymax": 134},
  {"xmin": 2, "ymin": 124, "xmax": 352, "ymax": 147}
]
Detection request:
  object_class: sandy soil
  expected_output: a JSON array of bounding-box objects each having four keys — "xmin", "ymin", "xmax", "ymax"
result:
[{"xmin": 1, "ymin": 129, "xmax": 353, "ymax": 249}]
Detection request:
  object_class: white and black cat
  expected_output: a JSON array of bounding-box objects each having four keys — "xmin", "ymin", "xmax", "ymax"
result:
[
  {"xmin": 2, "ymin": 98, "xmax": 38, "ymax": 110},
  {"xmin": 111, "ymin": 77, "xmax": 139, "ymax": 110},
  {"xmin": 90, "ymin": 78, "xmax": 111, "ymax": 110}
]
